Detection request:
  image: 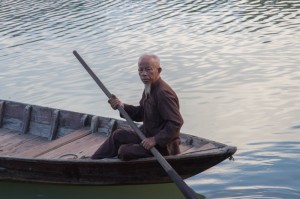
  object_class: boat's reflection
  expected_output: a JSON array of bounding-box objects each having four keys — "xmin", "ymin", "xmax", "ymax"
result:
[{"xmin": 0, "ymin": 181, "xmax": 205, "ymax": 199}]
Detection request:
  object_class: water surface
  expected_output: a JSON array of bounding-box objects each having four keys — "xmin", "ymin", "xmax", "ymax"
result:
[{"xmin": 0, "ymin": 0, "xmax": 300, "ymax": 198}]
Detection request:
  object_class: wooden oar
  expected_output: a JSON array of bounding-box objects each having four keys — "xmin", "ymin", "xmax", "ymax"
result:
[{"xmin": 73, "ymin": 50, "xmax": 199, "ymax": 199}]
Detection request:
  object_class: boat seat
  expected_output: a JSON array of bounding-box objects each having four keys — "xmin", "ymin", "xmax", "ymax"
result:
[{"xmin": 17, "ymin": 128, "xmax": 91, "ymax": 158}]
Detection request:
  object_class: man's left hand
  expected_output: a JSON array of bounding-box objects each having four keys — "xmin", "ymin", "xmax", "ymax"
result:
[{"xmin": 141, "ymin": 137, "xmax": 156, "ymax": 150}]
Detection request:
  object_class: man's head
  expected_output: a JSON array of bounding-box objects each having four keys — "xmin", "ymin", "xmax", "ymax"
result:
[{"xmin": 138, "ymin": 54, "xmax": 162, "ymax": 85}]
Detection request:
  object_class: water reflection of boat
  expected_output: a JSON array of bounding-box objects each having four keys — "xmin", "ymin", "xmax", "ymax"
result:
[
  {"xmin": 0, "ymin": 99, "xmax": 236, "ymax": 185},
  {"xmin": 0, "ymin": 181, "xmax": 206, "ymax": 199}
]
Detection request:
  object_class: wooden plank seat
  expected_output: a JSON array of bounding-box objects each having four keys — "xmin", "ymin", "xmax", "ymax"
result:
[
  {"xmin": 38, "ymin": 132, "xmax": 107, "ymax": 159},
  {"xmin": 18, "ymin": 128, "xmax": 92, "ymax": 158}
]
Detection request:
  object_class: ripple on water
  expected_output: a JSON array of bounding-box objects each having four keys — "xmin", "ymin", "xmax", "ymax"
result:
[{"xmin": 0, "ymin": 0, "xmax": 300, "ymax": 198}]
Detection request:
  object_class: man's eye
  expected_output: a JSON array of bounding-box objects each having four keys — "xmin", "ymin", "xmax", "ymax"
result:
[{"xmin": 138, "ymin": 68, "xmax": 153, "ymax": 72}]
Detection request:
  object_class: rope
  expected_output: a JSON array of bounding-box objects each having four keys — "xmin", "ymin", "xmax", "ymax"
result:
[{"xmin": 58, "ymin": 154, "xmax": 78, "ymax": 159}]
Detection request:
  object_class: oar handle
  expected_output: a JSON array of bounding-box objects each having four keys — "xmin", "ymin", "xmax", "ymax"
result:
[{"xmin": 73, "ymin": 50, "xmax": 199, "ymax": 199}]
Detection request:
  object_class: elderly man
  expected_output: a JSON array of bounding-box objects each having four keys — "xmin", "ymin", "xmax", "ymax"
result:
[{"xmin": 91, "ymin": 54, "xmax": 184, "ymax": 161}]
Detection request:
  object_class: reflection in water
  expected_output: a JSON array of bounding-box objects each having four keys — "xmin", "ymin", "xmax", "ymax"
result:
[
  {"xmin": 0, "ymin": 0, "xmax": 300, "ymax": 198},
  {"xmin": 189, "ymin": 140, "xmax": 300, "ymax": 198},
  {"xmin": 0, "ymin": 182, "xmax": 205, "ymax": 199}
]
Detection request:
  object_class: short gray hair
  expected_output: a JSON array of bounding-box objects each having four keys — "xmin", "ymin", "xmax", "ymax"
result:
[{"xmin": 138, "ymin": 54, "xmax": 161, "ymax": 68}]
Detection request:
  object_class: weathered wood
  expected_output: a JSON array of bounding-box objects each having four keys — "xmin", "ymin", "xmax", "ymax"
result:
[
  {"xmin": 179, "ymin": 144, "xmax": 192, "ymax": 154},
  {"xmin": 181, "ymin": 143, "xmax": 218, "ymax": 155},
  {"xmin": 83, "ymin": 138, "xmax": 108, "ymax": 157},
  {"xmin": 0, "ymin": 101, "xmax": 5, "ymax": 127},
  {"xmin": 58, "ymin": 110, "xmax": 87, "ymax": 130},
  {"xmin": 0, "ymin": 133, "xmax": 46, "ymax": 156},
  {"xmin": 39, "ymin": 133, "xmax": 107, "ymax": 159},
  {"xmin": 20, "ymin": 128, "xmax": 91, "ymax": 158},
  {"xmin": 49, "ymin": 109, "xmax": 60, "ymax": 141},
  {"xmin": 91, "ymin": 115, "xmax": 99, "ymax": 133},
  {"xmin": 107, "ymin": 119, "xmax": 117, "ymax": 136},
  {"xmin": 0, "ymin": 130, "xmax": 21, "ymax": 149},
  {"xmin": 2, "ymin": 101, "xmax": 25, "ymax": 120},
  {"xmin": 22, "ymin": 105, "xmax": 32, "ymax": 134},
  {"xmin": 0, "ymin": 128, "xmax": 14, "ymax": 135},
  {"xmin": 80, "ymin": 114, "xmax": 88, "ymax": 128},
  {"xmin": 99, "ymin": 119, "xmax": 117, "ymax": 135}
]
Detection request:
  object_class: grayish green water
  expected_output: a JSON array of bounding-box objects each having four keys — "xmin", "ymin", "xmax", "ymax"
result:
[
  {"xmin": 0, "ymin": 0, "xmax": 300, "ymax": 198},
  {"xmin": 0, "ymin": 181, "xmax": 206, "ymax": 199}
]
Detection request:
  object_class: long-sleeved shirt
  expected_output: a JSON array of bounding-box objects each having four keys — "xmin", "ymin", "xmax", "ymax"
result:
[{"xmin": 122, "ymin": 77, "xmax": 184, "ymax": 155}]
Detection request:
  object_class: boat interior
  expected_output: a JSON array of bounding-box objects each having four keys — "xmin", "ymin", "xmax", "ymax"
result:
[{"xmin": 0, "ymin": 100, "xmax": 223, "ymax": 160}]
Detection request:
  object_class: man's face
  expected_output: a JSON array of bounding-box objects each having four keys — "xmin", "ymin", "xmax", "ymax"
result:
[{"xmin": 138, "ymin": 58, "xmax": 161, "ymax": 84}]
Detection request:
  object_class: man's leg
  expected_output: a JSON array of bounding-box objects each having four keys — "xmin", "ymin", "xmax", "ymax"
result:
[
  {"xmin": 118, "ymin": 144, "xmax": 152, "ymax": 161},
  {"xmin": 118, "ymin": 144, "xmax": 169, "ymax": 161},
  {"xmin": 91, "ymin": 128, "xmax": 140, "ymax": 159}
]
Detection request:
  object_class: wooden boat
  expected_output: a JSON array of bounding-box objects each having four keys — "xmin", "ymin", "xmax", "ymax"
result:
[{"xmin": 0, "ymin": 99, "xmax": 236, "ymax": 185}]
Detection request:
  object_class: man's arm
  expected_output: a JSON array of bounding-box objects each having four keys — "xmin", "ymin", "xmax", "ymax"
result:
[
  {"xmin": 108, "ymin": 94, "xmax": 144, "ymax": 122},
  {"xmin": 122, "ymin": 104, "xmax": 144, "ymax": 122}
]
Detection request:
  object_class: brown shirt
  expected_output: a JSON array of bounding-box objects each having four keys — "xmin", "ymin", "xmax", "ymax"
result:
[{"xmin": 123, "ymin": 78, "xmax": 184, "ymax": 155}]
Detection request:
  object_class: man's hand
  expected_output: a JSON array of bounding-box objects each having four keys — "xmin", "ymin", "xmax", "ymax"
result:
[
  {"xmin": 141, "ymin": 137, "xmax": 156, "ymax": 150},
  {"xmin": 108, "ymin": 94, "xmax": 124, "ymax": 110}
]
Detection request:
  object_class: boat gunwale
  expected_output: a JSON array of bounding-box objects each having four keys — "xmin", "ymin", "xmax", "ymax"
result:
[{"xmin": 0, "ymin": 145, "xmax": 236, "ymax": 164}]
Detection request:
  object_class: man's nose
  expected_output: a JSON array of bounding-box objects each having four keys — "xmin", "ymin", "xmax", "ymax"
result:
[{"xmin": 141, "ymin": 70, "xmax": 148, "ymax": 75}]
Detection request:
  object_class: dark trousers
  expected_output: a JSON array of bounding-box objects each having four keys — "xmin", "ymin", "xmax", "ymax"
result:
[{"xmin": 91, "ymin": 128, "xmax": 168, "ymax": 161}]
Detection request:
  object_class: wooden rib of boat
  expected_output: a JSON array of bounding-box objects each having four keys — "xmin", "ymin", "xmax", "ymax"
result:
[{"xmin": 0, "ymin": 99, "xmax": 237, "ymax": 185}]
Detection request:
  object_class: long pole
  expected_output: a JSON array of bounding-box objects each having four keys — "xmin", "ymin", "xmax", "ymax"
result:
[{"xmin": 73, "ymin": 50, "xmax": 199, "ymax": 199}]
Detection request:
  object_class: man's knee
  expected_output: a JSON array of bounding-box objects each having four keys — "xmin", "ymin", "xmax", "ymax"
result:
[
  {"xmin": 111, "ymin": 129, "xmax": 126, "ymax": 140},
  {"xmin": 118, "ymin": 144, "xmax": 132, "ymax": 161},
  {"xmin": 118, "ymin": 144, "xmax": 152, "ymax": 161}
]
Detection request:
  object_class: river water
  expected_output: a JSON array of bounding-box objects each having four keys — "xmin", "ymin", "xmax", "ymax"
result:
[{"xmin": 0, "ymin": 0, "xmax": 300, "ymax": 198}]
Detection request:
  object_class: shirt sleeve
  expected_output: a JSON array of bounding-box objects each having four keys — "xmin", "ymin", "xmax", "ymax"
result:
[{"xmin": 121, "ymin": 97, "xmax": 144, "ymax": 122}]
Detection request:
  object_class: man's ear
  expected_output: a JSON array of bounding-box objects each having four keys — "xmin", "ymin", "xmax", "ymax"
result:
[{"xmin": 158, "ymin": 67, "xmax": 162, "ymax": 74}]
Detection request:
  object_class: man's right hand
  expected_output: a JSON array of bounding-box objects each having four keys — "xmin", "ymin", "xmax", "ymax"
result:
[{"xmin": 108, "ymin": 94, "xmax": 124, "ymax": 110}]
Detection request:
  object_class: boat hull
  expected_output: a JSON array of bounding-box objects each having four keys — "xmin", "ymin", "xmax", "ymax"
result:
[{"xmin": 0, "ymin": 146, "xmax": 235, "ymax": 185}]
